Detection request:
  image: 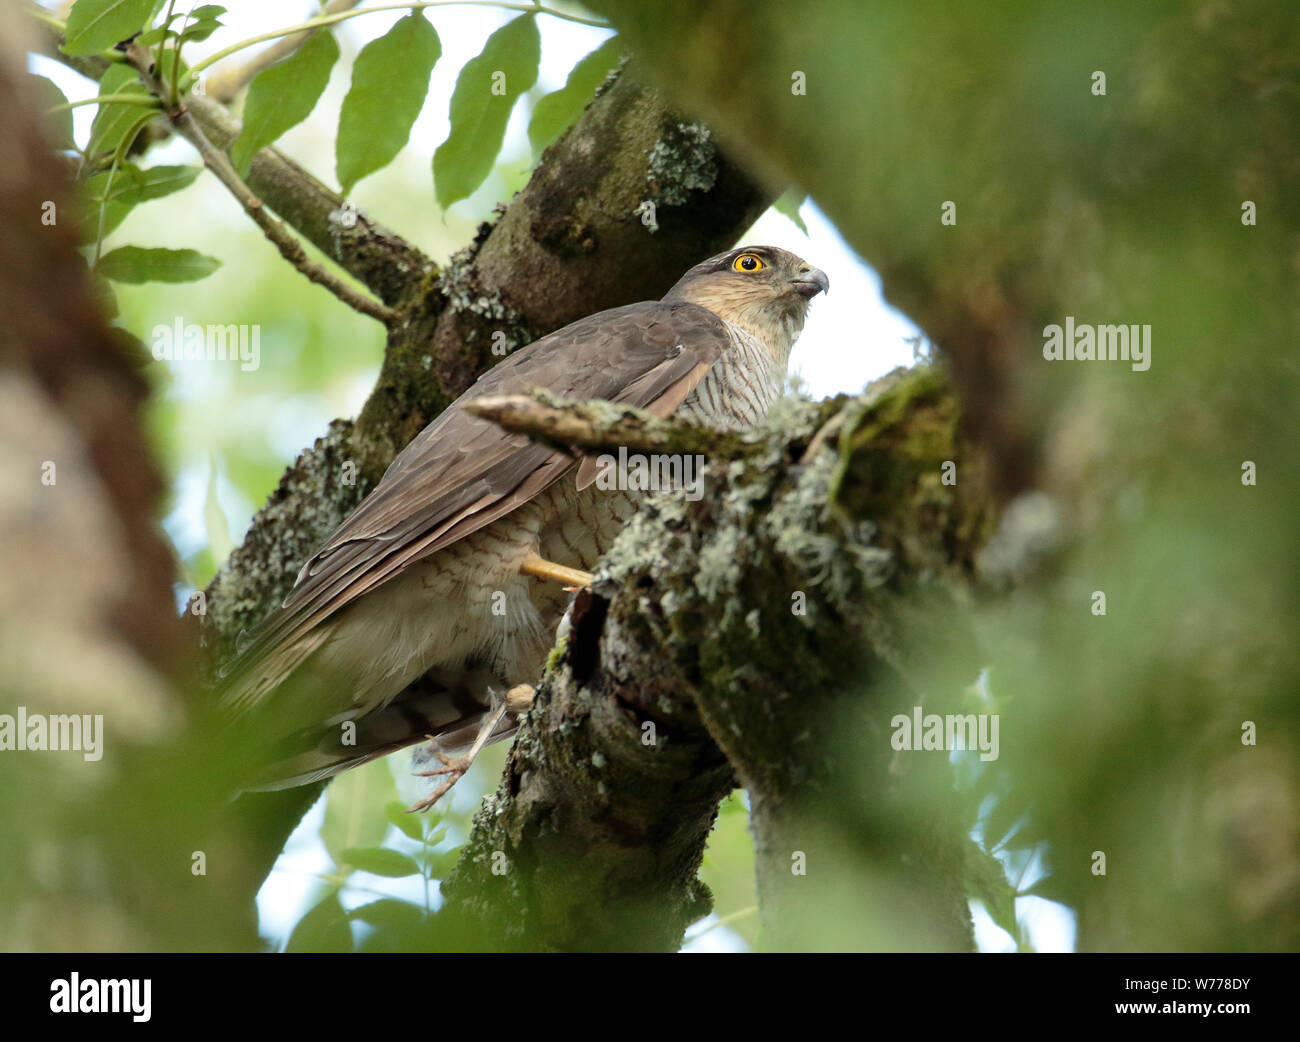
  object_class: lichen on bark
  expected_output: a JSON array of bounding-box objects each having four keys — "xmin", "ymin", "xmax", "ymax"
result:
[{"xmin": 440, "ymin": 366, "xmax": 992, "ymax": 951}]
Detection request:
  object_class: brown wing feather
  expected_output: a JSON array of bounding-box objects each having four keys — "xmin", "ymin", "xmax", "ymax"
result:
[{"xmin": 219, "ymin": 301, "xmax": 731, "ymax": 704}]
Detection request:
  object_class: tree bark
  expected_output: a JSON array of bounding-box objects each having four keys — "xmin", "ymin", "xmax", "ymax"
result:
[{"xmin": 439, "ymin": 370, "xmax": 991, "ymax": 950}]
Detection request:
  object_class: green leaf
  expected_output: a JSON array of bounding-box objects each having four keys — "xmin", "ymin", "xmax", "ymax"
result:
[
  {"xmin": 179, "ymin": 20, "xmax": 222, "ymax": 45},
  {"xmin": 433, "ymin": 14, "xmax": 540, "ymax": 209},
  {"xmin": 96, "ymin": 245, "xmax": 221, "ymax": 283},
  {"xmin": 384, "ymin": 800, "xmax": 424, "ymax": 841},
  {"xmin": 336, "ymin": 13, "xmax": 440, "ymax": 194},
  {"xmin": 79, "ymin": 163, "xmax": 202, "ymax": 241},
  {"xmin": 31, "ymin": 76, "xmax": 76, "ymax": 152},
  {"xmin": 774, "ymin": 189, "xmax": 808, "ymax": 234},
  {"xmin": 428, "ymin": 846, "xmax": 465, "ymax": 878},
  {"xmin": 99, "ymin": 162, "xmax": 200, "ymax": 201},
  {"xmin": 321, "ymin": 759, "xmax": 397, "ymax": 867},
  {"xmin": 347, "ymin": 898, "xmax": 425, "ymax": 928},
  {"xmin": 87, "ymin": 64, "xmax": 152, "ymax": 158},
  {"xmin": 231, "ymin": 30, "xmax": 339, "ymax": 177},
  {"xmin": 285, "ymin": 890, "xmax": 351, "ymax": 952},
  {"xmin": 63, "ymin": 0, "xmax": 156, "ymax": 57},
  {"xmin": 178, "ymin": 6, "xmax": 226, "ymax": 44},
  {"xmin": 341, "ymin": 847, "xmax": 422, "ymax": 878},
  {"xmin": 527, "ymin": 35, "xmax": 621, "ymax": 157}
]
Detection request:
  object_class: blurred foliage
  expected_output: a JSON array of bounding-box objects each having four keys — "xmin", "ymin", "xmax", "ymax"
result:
[
  {"xmin": 582, "ymin": 0, "xmax": 1300, "ymax": 951},
  {"xmin": 696, "ymin": 792, "xmax": 760, "ymax": 949},
  {"xmin": 269, "ymin": 751, "xmax": 762, "ymax": 952}
]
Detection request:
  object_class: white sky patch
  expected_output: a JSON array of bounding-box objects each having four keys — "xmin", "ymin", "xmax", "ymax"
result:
[
  {"xmin": 682, "ymin": 914, "xmax": 752, "ymax": 953},
  {"xmin": 742, "ymin": 200, "xmax": 922, "ymax": 398},
  {"xmin": 257, "ymin": 794, "xmax": 331, "ymax": 949}
]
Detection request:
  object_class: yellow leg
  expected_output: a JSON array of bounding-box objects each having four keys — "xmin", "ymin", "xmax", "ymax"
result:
[
  {"xmin": 408, "ymin": 685, "xmax": 536, "ymax": 812},
  {"xmin": 519, "ymin": 551, "xmax": 593, "ymax": 589}
]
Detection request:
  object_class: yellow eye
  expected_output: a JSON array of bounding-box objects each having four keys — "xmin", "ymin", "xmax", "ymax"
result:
[{"xmin": 732, "ymin": 253, "xmax": 767, "ymax": 273}]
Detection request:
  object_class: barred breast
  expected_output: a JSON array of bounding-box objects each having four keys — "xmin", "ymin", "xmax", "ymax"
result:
[{"xmin": 677, "ymin": 322, "xmax": 790, "ymax": 430}]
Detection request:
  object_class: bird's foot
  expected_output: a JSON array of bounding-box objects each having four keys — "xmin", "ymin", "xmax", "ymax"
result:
[
  {"xmin": 519, "ymin": 551, "xmax": 592, "ymax": 591},
  {"xmin": 405, "ymin": 684, "xmax": 535, "ymax": 812},
  {"xmin": 409, "ymin": 753, "xmax": 470, "ymax": 812}
]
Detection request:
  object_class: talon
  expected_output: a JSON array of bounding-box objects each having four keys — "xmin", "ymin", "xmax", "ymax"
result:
[
  {"xmin": 406, "ymin": 683, "xmax": 528, "ymax": 812},
  {"xmin": 415, "ymin": 753, "xmax": 469, "ymax": 777},
  {"xmin": 406, "ymin": 775, "xmax": 460, "ymax": 813}
]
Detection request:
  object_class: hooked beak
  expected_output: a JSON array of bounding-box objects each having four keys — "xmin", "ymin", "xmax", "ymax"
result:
[{"xmin": 791, "ymin": 267, "xmax": 830, "ymax": 298}]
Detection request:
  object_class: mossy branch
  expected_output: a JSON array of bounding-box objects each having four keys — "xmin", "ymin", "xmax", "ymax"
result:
[
  {"xmin": 440, "ymin": 368, "xmax": 994, "ymax": 950},
  {"xmin": 464, "ymin": 390, "xmax": 759, "ymax": 459}
]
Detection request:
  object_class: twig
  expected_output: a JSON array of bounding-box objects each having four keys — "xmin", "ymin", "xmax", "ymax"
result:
[
  {"xmin": 685, "ymin": 904, "xmax": 757, "ymax": 941},
  {"xmin": 49, "ymin": 94, "xmax": 161, "ymax": 113},
  {"xmin": 32, "ymin": 18, "xmax": 431, "ymax": 310},
  {"xmin": 123, "ymin": 41, "xmax": 397, "ymax": 325},
  {"xmin": 464, "ymin": 391, "xmax": 756, "ymax": 459}
]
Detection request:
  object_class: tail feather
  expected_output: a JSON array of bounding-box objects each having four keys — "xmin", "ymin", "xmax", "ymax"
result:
[
  {"xmin": 216, "ymin": 622, "xmax": 339, "ymax": 720},
  {"xmin": 241, "ymin": 678, "xmax": 520, "ymax": 792}
]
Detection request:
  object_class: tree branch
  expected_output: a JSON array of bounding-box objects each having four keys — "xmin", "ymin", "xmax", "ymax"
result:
[
  {"xmin": 121, "ymin": 42, "xmax": 396, "ymax": 324},
  {"xmin": 464, "ymin": 390, "xmax": 758, "ymax": 459},
  {"xmin": 33, "ymin": 21, "xmax": 433, "ymax": 306},
  {"xmin": 439, "ymin": 369, "xmax": 992, "ymax": 950}
]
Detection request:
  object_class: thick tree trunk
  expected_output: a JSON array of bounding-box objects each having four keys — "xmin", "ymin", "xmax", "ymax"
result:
[{"xmin": 0, "ymin": 9, "xmax": 252, "ymax": 951}]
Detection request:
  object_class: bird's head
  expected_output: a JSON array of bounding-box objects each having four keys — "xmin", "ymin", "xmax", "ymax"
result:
[{"xmin": 662, "ymin": 245, "xmax": 829, "ymax": 359}]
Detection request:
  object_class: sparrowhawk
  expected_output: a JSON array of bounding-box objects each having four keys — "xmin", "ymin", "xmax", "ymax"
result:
[{"xmin": 219, "ymin": 244, "xmax": 828, "ymax": 807}]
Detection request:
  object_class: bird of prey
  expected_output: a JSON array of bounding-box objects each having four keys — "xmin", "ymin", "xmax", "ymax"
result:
[{"xmin": 219, "ymin": 244, "xmax": 828, "ymax": 807}]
